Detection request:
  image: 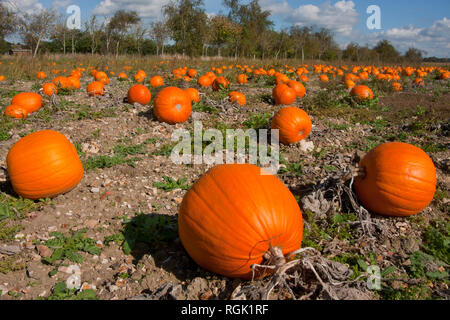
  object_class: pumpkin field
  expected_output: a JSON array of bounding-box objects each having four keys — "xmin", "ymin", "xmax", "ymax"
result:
[{"xmin": 0, "ymin": 55, "xmax": 449, "ymax": 301}]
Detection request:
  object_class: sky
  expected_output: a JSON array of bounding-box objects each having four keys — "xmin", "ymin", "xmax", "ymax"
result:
[{"xmin": 3, "ymin": 0, "xmax": 450, "ymax": 57}]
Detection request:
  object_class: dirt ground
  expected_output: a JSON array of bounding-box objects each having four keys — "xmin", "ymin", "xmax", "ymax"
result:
[{"xmin": 0, "ymin": 65, "xmax": 448, "ymax": 300}]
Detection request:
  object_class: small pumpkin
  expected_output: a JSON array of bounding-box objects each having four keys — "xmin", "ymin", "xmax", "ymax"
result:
[
  {"xmin": 237, "ymin": 74, "xmax": 248, "ymax": 84},
  {"xmin": 228, "ymin": 91, "xmax": 246, "ymax": 106},
  {"xmin": 319, "ymin": 74, "xmax": 329, "ymax": 82},
  {"xmin": 37, "ymin": 71, "xmax": 47, "ymax": 79},
  {"xmin": 11, "ymin": 92, "xmax": 42, "ymax": 113},
  {"xmin": 187, "ymin": 69, "xmax": 198, "ymax": 78},
  {"xmin": 42, "ymin": 83, "xmax": 58, "ymax": 96},
  {"xmin": 184, "ymin": 88, "xmax": 200, "ymax": 103},
  {"xmin": 354, "ymin": 142, "xmax": 436, "ymax": 217},
  {"xmin": 197, "ymin": 75, "xmax": 213, "ymax": 88},
  {"xmin": 153, "ymin": 87, "xmax": 192, "ymax": 124},
  {"xmin": 86, "ymin": 81, "xmax": 105, "ymax": 96},
  {"xmin": 178, "ymin": 163, "xmax": 303, "ymax": 279},
  {"xmin": 150, "ymin": 75, "xmax": 164, "ymax": 88},
  {"xmin": 4, "ymin": 105, "xmax": 28, "ymax": 119},
  {"xmin": 127, "ymin": 84, "xmax": 151, "ymax": 105},
  {"xmin": 6, "ymin": 130, "xmax": 84, "ymax": 200},
  {"xmin": 272, "ymin": 83, "xmax": 296, "ymax": 105},
  {"xmin": 271, "ymin": 107, "xmax": 312, "ymax": 145},
  {"xmin": 286, "ymin": 80, "xmax": 306, "ymax": 98},
  {"xmin": 212, "ymin": 77, "xmax": 230, "ymax": 91},
  {"xmin": 118, "ymin": 72, "xmax": 127, "ymax": 80},
  {"xmin": 350, "ymin": 85, "xmax": 373, "ymax": 101}
]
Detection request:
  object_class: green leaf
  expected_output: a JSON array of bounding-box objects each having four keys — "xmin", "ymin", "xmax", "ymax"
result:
[
  {"xmin": 381, "ymin": 266, "xmax": 397, "ymax": 277},
  {"xmin": 357, "ymin": 259, "xmax": 368, "ymax": 271}
]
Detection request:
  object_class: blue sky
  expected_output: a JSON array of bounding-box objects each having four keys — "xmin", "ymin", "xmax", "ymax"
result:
[{"xmin": 5, "ymin": 0, "xmax": 450, "ymax": 57}]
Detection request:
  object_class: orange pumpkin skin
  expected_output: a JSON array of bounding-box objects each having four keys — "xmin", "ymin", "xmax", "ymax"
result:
[
  {"xmin": 350, "ymin": 85, "xmax": 373, "ymax": 101},
  {"xmin": 127, "ymin": 84, "xmax": 151, "ymax": 105},
  {"xmin": 272, "ymin": 84, "xmax": 296, "ymax": 105},
  {"xmin": 184, "ymin": 88, "xmax": 200, "ymax": 103},
  {"xmin": 153, "ymin": 87, "xmax": 192, "ymax": 124},
  {"xmin": 11, "ymin": 92, "xmax": 42, "ymax": 113},
  {"xmin": 187, "ymin": 69, "xmax": 198, "ymax": 78},
  {"xmin": 86, "ymin": 81, "xmax": 104, "ymax": 96},
  {"xmin": 271, "ymin": 107, "xmax": 312, "ymax": 145},
  {"xmin": 178, "ymin": 164, "xmax": 303, "ymax": 279},
  {"xmin": 197, "ymin": 75, "xmax": 213, "ymax": 87},
  {"xmin": 6, "ymin": 130, "xmax": 84, "ymax": 200},
  {"xmin": 237, "ymin": 74, "xmax": 248, "ymax": 84},
  {"xmin": 212, "ymin": 77, "xmax": 230, "ymax": 91},
  {"xmin": 42, "ymin": 83, "xmax": 58, "ymax": 96},
  {"xmin": 287, "ymin": 80, "xmax": 306, "ymax": 98},
  {"xmin": 37, "ymin": 71, "xmax": 47, "ymax": 79},
  {"xmin": 150, "ymin": 76, "xmax": 164, "ymax": 88},
  {"xmin": 354, "ymin": 142, "xmax": 436, "ymax": 217},
  {"xmin": 5, "ymin": 105, "xmax": 28, "ymax": 119},
  {"xmin": 228, "ymin": 91, "xmax": 246, "ymax": 106}
]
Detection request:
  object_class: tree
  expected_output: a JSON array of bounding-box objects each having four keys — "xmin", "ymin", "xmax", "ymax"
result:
[
  {"xmin": 130, "ymin": 23, "xmax": 147, "ymax": 56},
  {"xmin": 52, "ymin": 16, "xmax": 69, "ymax": 55},
  {"xmin": 109, "ymin": 10, "xmax": 140, "ymax": 57},
  {"xmin": 18, "ymin": 9, "xmax": 58, "ymax": 58},
  {"xmin": 373, "ymin": 40, "xmax": 400, "ymax": 63},
  {"xmin": 289, "ymin": 26, "xmax": 311, "ymax": 62},
  {"xmin": 210, "ymin": 15, "xmax": 239, "ymax": 57},
  {"xmin": 149, "ymin": 21, "xmax": 170, "ymax": 56},
  {"xmin": 163, "ymin": 0, "xmax": 208, "ymax": 57},
  {"xmin": 0, "ymin": 3, "xmax": 16, "ymax": 39},
  {"xmin": 85, "ymin": 15, "xmax": 102, "ymax": 55},
  {"xmin": 404, "ymin": 47, "xmax": 425, "ymax": 63}
]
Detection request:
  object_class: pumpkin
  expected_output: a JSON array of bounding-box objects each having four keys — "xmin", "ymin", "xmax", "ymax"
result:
[
  {"xmin": 354, "ymin": 142, "xmax": 436, "ymax": 217},
  {"xmin": 286, "ymin": 80, "xmax": 306, "ymax": 98},
  {"xmin": 178, "ymin": 163, "xmax": 303, "ymax": 279},
  {"xmin": 350, "ymin": 85, "xmax": 373, "ymax": 101},
  {"xmin": 413, "ymin": 78, "xmax": 424, "ymax": 86},
  {"xmin": 237, "ymin": 74, "xmax": 248, "ymax": 84},
  {"xmin": 392, "ymin": 82, "xmax": 402, "ymax": 91},
  {"xmin": 11, "ymin": 92, "xmax": 42, "ymax": 113},
  {"xmin": 228, "ymin": 91, "xmax": 246, "ymax": 106},
  {"xmin": 319, "ymin": 74, "xmax": 329, "ymax": 82},
  {"xmin": 37, "ymin": 71, "xmax": 47, "ymax": 79},
  {"xmin": 440, "ymin": 72, "xmax": 450, "ymax": 80},
  {"xmin": 52, "ymin": 76, "xmax": 70, "ymax": 89},
  {"xmin": 187, "ymin": 69, "xmax": 198, "ymax": 78},
  {"xmin": 271, "ymin": 107, "xmax": 312, "ymax": 145},
  {"xmin": 212, "ymin": 77, "xmax": 230, "ymax": 91},
  {"xmin": 118, "ymin": 72, "xmax": 127, "ymax": 80},
  {"xmin": 184, "ymin": 88, "xmax": 200, "ymax": 103},
  {"xmin": 272, "ymin": 84, "xmax": 296, "ymax": 105},
  {"xmin": 150, "ymin": 75, "xmax": 164, "ymax": 88},
  {"xmin": 86, "ymin": 81, "xmax": 105, "ymax": 96},
  {"xmin": 127, "ymin": 84, "xmax": 151, "ymax": 105},
  {"xmin": 197, "ymin": 75, "xmax": 213, "ymax": 87},
  {"xmin": 6, "ymin": 130, "xmax": 84, "ymax": 200},
  {"xmin": 0, "ymin": 75, "xmax": 5, "ymax": 81},
  {"xmin": 299, "ymin": 74, "xmax": 309, "ymax": 82},
  {"xmin": 4, "ymin": 105, "xmax": 28, "ymax": 119},
  {"xmin": 42, "ymin": 83, "xmax": 58, "ymax": 96},
  {"xmin": 153, "ymin": 86, "xmax": 192, "ymax": 124},
  {"xmin": 67, "ymin": 76, "xmax": 81, "ymax": 90}
]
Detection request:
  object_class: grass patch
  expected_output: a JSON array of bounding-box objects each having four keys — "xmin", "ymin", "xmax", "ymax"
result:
[
  {"xmin": 153, "ymin": 176, "xmax": 191, "ymax": 191},
  {"xmin": 45, "ymin": 282, "xmax": 98, "ymax": 300}
]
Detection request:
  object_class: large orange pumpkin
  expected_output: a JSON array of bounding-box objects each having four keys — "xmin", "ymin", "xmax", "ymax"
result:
[
  {"xmin": 354, "ymin": 142, "xmax": 436, "ymax": 217},
  {"xmin": 272, "ymin": 84, "xmax": 296, "ymax": 105},
  {"xmin": 6, "ymin": 130, "xmax": 84, "ymax": 200},
  {"xmin": 127, "ymin": 84, "xmax": 151, "ymax": 105},
  {"xmin": 271, "ymin": 107, "xmax": 312, "ymax": 145},
  {"xmin": 178, "ymin": 164, "xmax": 303, "ymax": 279},
  {"xmin": 153, "ymin": 87, "xmax": 192, "ymax": 124},
  {"xmin": 11, "ymin": 92, "xmax": 42, "ymax": 113}
]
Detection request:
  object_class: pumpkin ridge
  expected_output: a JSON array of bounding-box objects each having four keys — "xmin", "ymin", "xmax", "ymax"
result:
[
  {"xmin": 375, "ymin": 180, "xmax": 434, "ymax": 202},
  {"xmin": 374, "ymin": 171, "xmax": 436, "ymax": 189}
]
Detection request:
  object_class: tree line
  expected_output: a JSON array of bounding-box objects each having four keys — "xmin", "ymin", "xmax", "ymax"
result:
[{"xmin": 0, "ymin": 0, "xmax": 445, "ymax": 63}]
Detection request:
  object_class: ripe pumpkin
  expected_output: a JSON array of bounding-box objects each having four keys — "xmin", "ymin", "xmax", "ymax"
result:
[
  {"xmin": 6, "ymin": 130, "xmax": 84, "ymax": 200},
  {"xmin": 118, "ymin": 72, "xmax": 127, "ymax": 80},
  {"xmin": 319, "ymin": 74, "xmax": 329, "ymax": 82},
  {"xmin": 52, "ymin": 76, "xmax": 70, "ymax": 89},
  {"xmin": 67, "ymin": 76, "xmax": 81, "ymax": 90},
  {"xmin": 4, "ymin": 105, "xmax": 28, "ymax": 119},
  {"xmin": 11, "ymin": 92, "xmax": 42, "ymax": 113},
  {"xmin": 272, "ymin": 84, "xmax": 296, "ymax": 105},
  {"xmin": 237, "ymin": 74, "xmax": 248, "ymax": 84},
  {"xmin": 350, "ymin": 85, "xmax": 374, "ymax": 101},
  {"xmin": 178, "ymin": 163, "xmax": 303, "ymax": 279},
  {"xmin": 286, "ymin": 80, "xmax": 306, "ymax": 98},
  {"xmin": 228, "ymin": 91, "xmax": 246, "ymax": 106},
  {"xmin": 0, "ymin": 75, "xmax": 5, "ymax": 81},
  {"xmin": 150, "ymin": 75, "xmax": 164, "ymax": 88},
  {"xmin": 354, "ymin": 142, "xmax": 436, "ymax": 217},
  {"xmin": 42, "ymin": 83, "xmax": 58, "ymax": 96},
  {"xmin": 184, "ymin": 88, "xmax": 200, "ymax": 103},
  {"xmin": 187, "ymin": 69, "xmax": 198, "ymax": 78},
  {"xmin": 197, "ymin": 75, "xmax": 213, "ymax": 87},
  {"xmin": 212, "ymin": 77, "xmax": 230, "ymax": 91},
  {"xmin": 86, "ymin": 81, "xmax": 105, "ymax": 96},
  {"xmin": 37, "ymin": 71, "xmax": 47, "ymax": 79},
  {"xmin": 153, "ymin": 87, "xmax": 192, "ymax": 124},
  {"xmin": 127, "ymin": 84, "xmax": 151, "ymax": 105},
  {"xmin": 271, "ymin": 107, "xmax": 312, "ymax": 145}
]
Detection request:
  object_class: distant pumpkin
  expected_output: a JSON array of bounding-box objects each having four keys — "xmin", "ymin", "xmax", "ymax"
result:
[
  {"xmin": 127, "ymin": 84, "xmax": 151, "ymax": 105},
  {"xmin": 86, "ymin": 81, "xmax": 105, "ymax": 96},
  {"xmin": 153, "ymin": 87, "xmax": 192, "ymax": 124},
  {"xmin": 150, "ymin": 76, "xmax": 164, "ymax": 88},
  {"xmin": 350, "ymin": 85, "xmax": 374, "ymax": 101},
  {"xmin": 228, "ymin": 91, "xmax": 246, "ymax": 106}
]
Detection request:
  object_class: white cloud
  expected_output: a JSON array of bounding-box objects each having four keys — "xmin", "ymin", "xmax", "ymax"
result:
[
  {"xmin": 93, "ymin": 0, "xmax": 169, "ymax": 20},
  {"xmin": 51, "ymin": 0, "xmax": 73, "ymax": 9},
  {"xmin": 3, "ymin": 0, "xmax": 44, "ymax": 15},
  {"xmin": 366, "ymin": 18, "xmax": 450, "ymax": 57},
  {"xmin": 261, "ymin": 0, "xmax": 359, "ymax": 36}
]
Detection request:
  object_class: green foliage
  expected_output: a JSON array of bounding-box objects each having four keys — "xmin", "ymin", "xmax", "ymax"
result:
[
  {"xmin": 36, "ymin": 228, "xmax": 101, "ymax": 265},
  {"xmin": 192, "ymin": 101, "xmax": 218, "ymax": 113},
  {"xmin": 46, "ymin": 282, "xmax": 98, "ymax": 300},
  {"xmin": 242, "ymin": 112, "xmax": 271, "ymax": 130},
  {"xmin": 153, "ymin": 176, "xmax": 191, "ymax": 191}
]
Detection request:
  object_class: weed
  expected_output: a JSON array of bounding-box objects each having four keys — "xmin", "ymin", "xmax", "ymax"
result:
[
  {"xmin": 153, "ymin": 176, "xmax": 190, "ymax": 191},
  {"xmin": 45, "ymin": 282, "xmax": 98, "ymax": 300}
]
